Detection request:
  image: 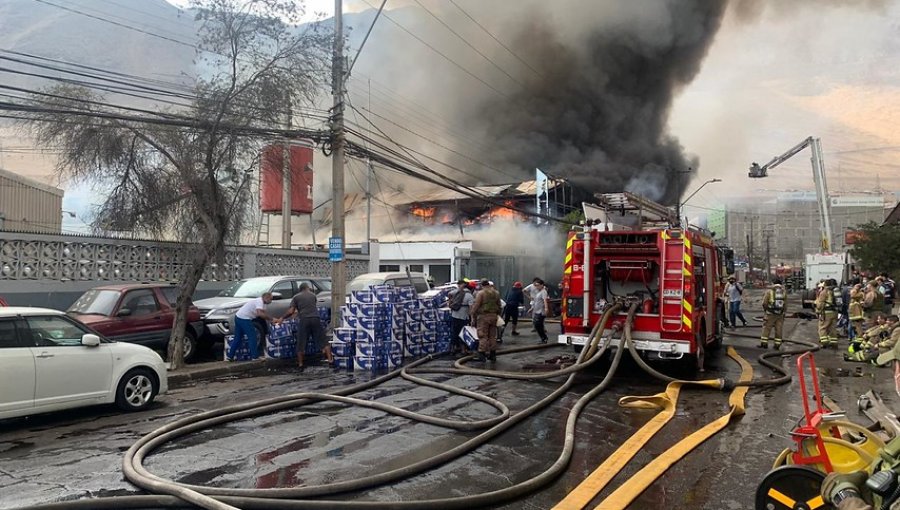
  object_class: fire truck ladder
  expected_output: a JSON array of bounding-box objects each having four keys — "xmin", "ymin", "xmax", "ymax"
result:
[{"xmin": 660, "ymin": 234, "xmax": 686, "ymax": 333}]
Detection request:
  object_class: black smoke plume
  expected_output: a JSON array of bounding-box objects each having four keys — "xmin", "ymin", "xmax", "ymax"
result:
[{"xmin": 477, "ymin": 0, "xmax": 729, "ymax": 204}]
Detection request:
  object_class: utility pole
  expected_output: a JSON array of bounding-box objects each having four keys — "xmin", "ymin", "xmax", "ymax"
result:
[
  {"xmin": 365, "ymin": 158, "xmax": 373, "ymax": 254},
  {"xmin": 765, "ymin": 231, "xmax": 772, "ymax": 283},
  {"xmin": 330, "ymin": 0, "xmax": 346, "ymax": 331},
  {"xmin": 281, "ymin": 102, "xmax": 293, "ymax": 250},
  {"xmin": 746, "ymin": 216, "xmax": 755, "ymax": 277}
]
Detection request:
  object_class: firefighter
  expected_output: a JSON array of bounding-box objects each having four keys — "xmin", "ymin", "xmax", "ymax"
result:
[
  {"xmin": 470, "ymin": 278, "xmax": 501, "ymax": 363},
  {"xmin": 760, "ymin": 278, "xmax": 787, "ymax": 349},
  {"xmin": 864, "ymin": 280, "xmax": 883, "ymax": 326},
  {"xmin": 848, "ymin": 283, "xmax": 865, "ymax": 340},
  {"xmin": 845, "ymin": 315, "xmax": 899, "ymax": 362},
  {"xmin": 816, "ymin": 278, "xmax": 841, "ymax": 348}
]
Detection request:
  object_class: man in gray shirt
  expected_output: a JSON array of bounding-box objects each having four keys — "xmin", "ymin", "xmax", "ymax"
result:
[
  {"xmin": 281, "ymin": 282, "xmax": 333, "ymax": 369},
  {"xmin": 448, "ymin": 279, "xmax": 475, "ymax": 355}
]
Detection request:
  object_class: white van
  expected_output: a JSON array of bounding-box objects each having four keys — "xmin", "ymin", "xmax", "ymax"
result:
[{"xmin": 348, "ymin": 272, "xmax": 431, "ymax": 294}]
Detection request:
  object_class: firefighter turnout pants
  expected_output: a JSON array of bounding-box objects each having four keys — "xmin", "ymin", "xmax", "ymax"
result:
[
  {"xmin": 476, "ymin": 313, "xmax": 499, "ymax": 354},
  {"xmin": 819, "ymin": 312, "xmax": 838, "ymax": 347},
  {"xmin": 760, "ymin": 313, "xmax": 784, "ymax": 348}
]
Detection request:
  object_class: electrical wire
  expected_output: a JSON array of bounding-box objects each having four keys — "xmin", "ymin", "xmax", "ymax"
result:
[{"xmin": 356, "ymin": 0, "xmax": 510, "ymax": 99}]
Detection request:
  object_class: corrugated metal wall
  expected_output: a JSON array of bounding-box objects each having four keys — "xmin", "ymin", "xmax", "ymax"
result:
[{"xmin": 0, "ymin": 170, "xmax": 63, "ymax": 233}]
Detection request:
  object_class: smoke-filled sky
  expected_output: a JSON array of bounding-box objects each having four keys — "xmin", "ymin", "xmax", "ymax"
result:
[{"xmin": 2, "ymin": 0, "xmax": 900, "ymax": 234}]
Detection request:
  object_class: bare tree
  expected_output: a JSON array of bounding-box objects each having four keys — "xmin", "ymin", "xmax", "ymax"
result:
[{"xmin": 21, "ymin": 0, "xmax": 330, "ymax": 369}]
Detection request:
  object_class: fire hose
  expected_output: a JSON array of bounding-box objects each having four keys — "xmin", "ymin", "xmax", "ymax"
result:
[{"xmin": 21, "ymin": 304, "xmax": 823, "ymax": 510}]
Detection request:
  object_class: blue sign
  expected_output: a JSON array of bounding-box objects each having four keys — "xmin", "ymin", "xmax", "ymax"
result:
[{"xmin": 329, "ymin": 237, "xmax": 343, "ymax": 262}]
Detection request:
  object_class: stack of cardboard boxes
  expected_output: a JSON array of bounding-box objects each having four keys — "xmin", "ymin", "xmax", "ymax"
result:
[{"xmin": 331, "ymin": 285, "xmax": 455, "ymax": 371}]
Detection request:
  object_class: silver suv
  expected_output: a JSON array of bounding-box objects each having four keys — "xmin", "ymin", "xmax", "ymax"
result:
[{"xmin": 195, "ymin": 276, "xmax": 331, "ymax": 342}]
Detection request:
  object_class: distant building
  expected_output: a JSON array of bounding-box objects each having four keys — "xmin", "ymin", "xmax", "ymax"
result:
[
  {"xmin": 0, "ymin": 168, "xmax": 64, "ymax": 233},
  {"xmin": 726, "ymin": 192, "xmax": 886, "ymax": 265}
]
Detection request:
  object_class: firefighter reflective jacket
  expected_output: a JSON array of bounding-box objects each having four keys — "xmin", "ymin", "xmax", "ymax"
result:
[
  {"xmin": 849, "ymin": 289, "xmax": 865, "ymax": 321},
  {"xmin": 816, "ymin": 286, "xmax": 836, "ymax": 314}
]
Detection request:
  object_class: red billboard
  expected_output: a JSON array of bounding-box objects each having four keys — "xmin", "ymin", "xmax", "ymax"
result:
[
  {"xmin": 260, "ymin": 142, "xmax": 314, "ymax": 214},
  {"xmin": 845, "ymin": 230, "xmax": 868, "ymax": 245}
]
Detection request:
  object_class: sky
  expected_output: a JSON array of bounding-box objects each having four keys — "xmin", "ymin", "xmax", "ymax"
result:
[{"xmin": 3, "ymin": 0, "xmax": 900, "ymax": 235}]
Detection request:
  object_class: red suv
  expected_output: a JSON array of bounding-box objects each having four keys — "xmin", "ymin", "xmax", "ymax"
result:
[{"xmin": 67, "ymin": 284, "xmax": 205, "ymax": 362}]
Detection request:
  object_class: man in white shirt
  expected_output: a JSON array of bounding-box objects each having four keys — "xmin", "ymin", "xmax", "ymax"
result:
[{"xmin": 226, "ymin": 292, "xmax": 275, "ymax": 361}]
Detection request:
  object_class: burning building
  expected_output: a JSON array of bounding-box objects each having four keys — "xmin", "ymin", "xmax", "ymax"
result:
[{"xmin": 400, "ymin": 178, "xmax": 585, "ymax": 229}]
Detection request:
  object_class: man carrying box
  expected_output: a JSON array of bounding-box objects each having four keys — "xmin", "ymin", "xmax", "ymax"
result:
[{"xmin": 280, "ymin": 283, "xmax": 334, "ymax": 370}]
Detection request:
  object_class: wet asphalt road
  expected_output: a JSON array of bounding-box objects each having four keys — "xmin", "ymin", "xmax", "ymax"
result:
[{"xmin": 2, "ymin": 291, "xmax": 898, "ymax": 510}]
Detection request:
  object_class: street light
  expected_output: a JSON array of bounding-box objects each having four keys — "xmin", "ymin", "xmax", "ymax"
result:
[{"xmin": 682, "ymin": 178, "xmax": 722, "ymax": 207}]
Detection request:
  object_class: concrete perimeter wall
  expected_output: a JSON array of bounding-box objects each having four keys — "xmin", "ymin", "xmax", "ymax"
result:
[{"xmin": 0, "ymin": 231, "xmax": 369, "ymax": 310}]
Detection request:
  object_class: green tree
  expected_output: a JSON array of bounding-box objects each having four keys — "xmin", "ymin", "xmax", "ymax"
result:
[
  {"xmin": 21, "ymin": 0, "xmax": 330, "ymax": 369},
  {"xmin": 849, "ymin": 222, "xmax": 900, "ymax": 276},
  {"xmin": 558, "ymin": 209, "xmax": 585, "ymax": 235}
]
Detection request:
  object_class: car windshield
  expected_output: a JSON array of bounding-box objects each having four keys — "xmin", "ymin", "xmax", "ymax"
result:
[
  {"xmin": 348, "ymin": 278, "xmax": 384, "ymax": 292},
  {"xmin": 218, "ymin": 279, "xmax": 275, "ymax": 298},
  {"xmin": 68, "ymin": 289, "xmax": 121, "ymax": 316}
]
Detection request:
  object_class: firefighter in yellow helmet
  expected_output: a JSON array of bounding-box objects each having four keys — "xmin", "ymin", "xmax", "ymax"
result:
[
  {"xmin": 816, "ymin": 278, "xmax": 841, "ymax": 348},
  {"xmin": 760, "ymin": 278, "xmax": 787, "ymax": 349},
  {"xmin": 845, "ymin": 314, "xmax": 900, "ymax": 362}
]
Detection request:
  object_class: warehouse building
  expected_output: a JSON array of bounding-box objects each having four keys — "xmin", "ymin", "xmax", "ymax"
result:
[{"xmin": 0, "ymin": 168, "xmax": 64, "ymax": 233}]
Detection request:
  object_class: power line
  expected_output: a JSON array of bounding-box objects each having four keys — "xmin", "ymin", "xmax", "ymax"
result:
[
  {"xmin": 356, "ymin": 0, "xmax": 509, "ymax": 99},
  {"xmin": 29, "ymin": 0, "xmax": 199, "ymax": 49},
  {"xmin": 411, "ymin": 0, "xmax": 526, "ymax": 88},
  {"xmin": 447, "ymin": 0, "xmax": 544, "ymax": 79},
  {"xmin": 348, "ymin": 0, "xmax": 387, "ymax": 76}
]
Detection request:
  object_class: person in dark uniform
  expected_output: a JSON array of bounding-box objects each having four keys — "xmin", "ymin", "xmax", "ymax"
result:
[{"xmin": 280, "ymin": 283, "xmax": 334, "ymax": 369}]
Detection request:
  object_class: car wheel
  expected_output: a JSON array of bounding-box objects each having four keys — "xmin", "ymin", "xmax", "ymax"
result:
[
  {"xmin": 166, "ymin": 331, "xmax": 198, "ymax": 363},
  {"xmin": 115, "ymin": 368, "xmax": 158, "ymax": 411}
]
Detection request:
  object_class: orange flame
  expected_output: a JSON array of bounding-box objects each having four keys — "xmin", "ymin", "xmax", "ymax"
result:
[{"xmin": 410, "ymin": 206, "xmax": 435, "ymax": 219}]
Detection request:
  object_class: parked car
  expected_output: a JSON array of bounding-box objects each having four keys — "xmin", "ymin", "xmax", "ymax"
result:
[
  {"xmin": 0, "ymin": 307, "xmax": 168, "ymax": 419},
  {"xmin": 347, "ymin": 272, "xmax": 431, "ymax": 294},
  {"xmin": 194, "ymin": 276, "xmax": 332, "ymax": 347},
  {"xmin": 66, "ymin": 284, "xmax": 204, "ymax": 362}
]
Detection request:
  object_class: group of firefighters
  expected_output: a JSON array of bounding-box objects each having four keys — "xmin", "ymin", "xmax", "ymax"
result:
[{"xmin": 754, "ymin": 273, "xmax": 898, "ymax": 363}]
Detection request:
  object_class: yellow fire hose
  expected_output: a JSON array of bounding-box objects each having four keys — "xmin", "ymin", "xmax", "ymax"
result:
[{"xmin": 553, "ymin": 346, "xmax": 753, "ymax": 510}]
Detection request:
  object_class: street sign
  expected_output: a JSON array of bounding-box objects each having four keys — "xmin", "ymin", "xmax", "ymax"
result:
[{"xmin": 329, "ymin": 237, "xmax": 343, "ymax": 262}]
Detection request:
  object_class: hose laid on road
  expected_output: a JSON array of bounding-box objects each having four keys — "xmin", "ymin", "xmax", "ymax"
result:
[
  {"xmin": 23, "ymin": 302, "xmax": 826, "ymax": 510},
  {"xmin": 25, "ymin": 306, "xmax": 642, "ymax": 510}
]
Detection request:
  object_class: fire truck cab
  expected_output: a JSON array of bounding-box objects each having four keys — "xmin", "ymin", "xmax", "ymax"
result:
[{"xmin": 559, "ymin": 193, "xmax": 731, "ymax": 368}]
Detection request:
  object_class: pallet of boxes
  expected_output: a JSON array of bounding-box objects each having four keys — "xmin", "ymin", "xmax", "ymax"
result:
[
  {"xmin": 222, "ymin": 306, "xmax": 332, "ymax": 361},
  {"xmin": 330, "ymin": 285, "xmax": 455, "ymax": 371}
]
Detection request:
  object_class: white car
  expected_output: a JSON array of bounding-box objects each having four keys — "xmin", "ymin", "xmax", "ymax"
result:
[{"xmin": 0, "ymin": 307, "xmax": 168, "ymax": 420}]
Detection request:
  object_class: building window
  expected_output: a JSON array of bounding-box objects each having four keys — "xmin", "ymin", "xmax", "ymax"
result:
[
  {"xmin": 409, "ymin": 264, "xmax": 424, "ymax": 273},
  {"xmin": 379, "ymin": 264, "xmax": 400, "ymax": 272}
]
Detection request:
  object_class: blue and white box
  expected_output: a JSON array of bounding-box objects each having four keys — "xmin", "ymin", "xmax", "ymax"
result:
[
  {"xmin": 422, "ymin": 331, "xmax": 437, "ymax": 343},
  {"xmin": 354, "ymin": 355, "xmax": 379, "ymax": 370},
  {"xmin": 224, "ymin": 335, "xmax": 254, "ymax": 361},
  {"xmin": 422, "ymin": 309, "xmax": 438, "ymax": 322},
  {"xmin": 355, "ymin": 341, "xmax": 381, "ymax": 357},
  {"xmin": 438, "ymin": 308, "xmax": 452, "ymax": 322},
  {"xmin": 461, "ymin": 327, "xmax": 479, "ymax": 351},
  {"xmin": 334, "ymin": 327, "xmax": 358, "ymax": 343},
  {"xmin": 358, "ymin": 315, "xmax": 389, "ymax": 330},
  {"xmin": 354, "ymin": 303, "xmax": 389, "ymax": 318},
  {"xmin": 385, "ymin": 350, "xmax": 403, "ymax": 368},
  {"xmin": 421, "ymin": 342, "xmax": 438, "ymax": 355},
  {"xmin": 333, "ymin": 356, "xmax": 353, "ymax": 370},
  {"xmin": 350, "ymin": 290, "xmax": 376, "ymax": 304},
  {"xmin": 405, "ymin": 322, "xmax": 423, "ymax": 334},
  {"xmin": 398, "ymin": 286, "xmax": 416, "ymax": 300},
  {"xmin": 422, "ymin": 320, "xmax": 439, "ymax": 332},
  {"xmin": 404, "ymin": 343, "xmax": 422, "ymax": 357},
  {"xmin": 330, "ymin": 340, "xmax": 355, "ymax": 357},
  {"xmin": 341, "ymin": 314, "xmax": 360, "ymax": 329}
]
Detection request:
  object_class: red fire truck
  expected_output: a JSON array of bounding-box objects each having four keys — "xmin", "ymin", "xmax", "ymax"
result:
[{"xmin": 559, "ymin": 193, "xmax": 734, "ymax": 369}]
